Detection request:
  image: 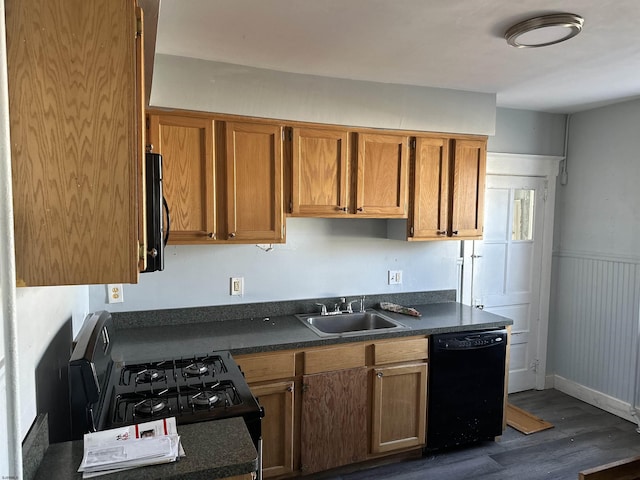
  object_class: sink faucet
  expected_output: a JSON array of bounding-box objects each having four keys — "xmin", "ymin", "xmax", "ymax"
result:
[
  {"xmin": 315, "ymin": 296, "xmax": 365, "ymax": 315},
  {"xmin": 315, "ymin": 303, "xmax": 328, "ymax": 315}
]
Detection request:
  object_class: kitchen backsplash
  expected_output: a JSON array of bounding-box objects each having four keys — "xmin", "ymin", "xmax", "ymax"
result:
[{"xmin": 112, "ymin": 290, "xmax": 456, "ymax": 329}]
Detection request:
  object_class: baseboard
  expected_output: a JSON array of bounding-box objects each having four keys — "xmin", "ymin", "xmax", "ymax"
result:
[{"xmin": 553, "ymin": 375, "xmax": 636, "ymax": 423}]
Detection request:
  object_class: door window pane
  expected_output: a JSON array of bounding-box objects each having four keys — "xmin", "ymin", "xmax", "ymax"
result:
[{"xmin": 512, "ymin": 189, "xmax": 534, "ymax": 240}]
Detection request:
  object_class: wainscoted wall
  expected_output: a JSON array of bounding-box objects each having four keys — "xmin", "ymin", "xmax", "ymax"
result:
[
  {"xmin": 550, "ymin": 99, "xmax": 640, "ymax": 424},
  {"xmin": 551, "ymin": 251, "xmax": 640, "ymax": 421}
]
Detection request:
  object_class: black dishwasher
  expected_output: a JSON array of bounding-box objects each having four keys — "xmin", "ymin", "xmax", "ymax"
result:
[{"xmin": 426, "ymin": 329, "xmax": 507, "ymax": 451}]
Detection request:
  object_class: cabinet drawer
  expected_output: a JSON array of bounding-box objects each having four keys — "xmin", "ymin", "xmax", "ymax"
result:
[
  {"xmin": 373, "ymin": 338, "xmax": 428, "ymax": 365},
  {"xmin": 304, "ymin": 343, "xmax": 366, "ymax": 374},
  {"xmin": 236, "ymin": 352, "xmax": 295, "ymax": 383}
]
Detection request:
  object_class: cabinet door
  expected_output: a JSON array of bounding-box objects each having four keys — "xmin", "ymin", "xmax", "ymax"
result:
[
  {"xmin": 251, "ymin": 382, "xmax": 295, "ymax": 479},
  {"xmin": 371, "ymin": 363, "xmax": 427, "ymax": 454},
  {"xmin": 450, "ymin": 139, "xmax": 486, "ymax": 239},
  {"xmin": 147, "ymin": 114, "xmax": 216, "ymax": 244},
  {"xmin": 356, "ymin": 133, "xmax": 409, "ymax": 217},
  {"xmin": 410, "ymin": 137, "xmax": 450, "ymax": 239},
  {"xmin": 7, "ymin": 0, "xmax": 141, "ymax": 286},
  {"xmin": 301, "ymin": 367, "xmax": 368, "ymax": 474},
  {"xmin": 225, "ymin": 122, "xmax": 284, "ymax": 242},
  {"xmin": 291, "ymin": 127, "xmax": 349, "ymax": 216}
]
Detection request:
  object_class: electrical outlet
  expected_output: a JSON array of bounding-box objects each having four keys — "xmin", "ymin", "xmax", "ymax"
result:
[
  {"xmin": 107, "ymin": 284, "xmax": 124, "ymax": 303},
  {"xmin": 230, "ymin": 277, "xmax": 244, "ymax": 296},
  {"xmin": 388, "ymin": 270, "xmax": 402, "ymax": 285}
]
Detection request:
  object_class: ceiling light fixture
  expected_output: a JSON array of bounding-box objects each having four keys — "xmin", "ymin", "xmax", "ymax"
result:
[{"xmin": 505, "ymin": 13, "xmax": 584, "ymax": 48}]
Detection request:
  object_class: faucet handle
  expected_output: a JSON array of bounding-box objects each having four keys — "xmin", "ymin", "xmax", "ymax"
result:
[
  {"xmin": 315, "ymin": 303, "xmax": 328, "ymax": 316},
  {"xmin": 346, "ymin": 299, "xmax": 358, "ymax": 313},
  {"xmin": 359, "ymin": 295, "xmax": 366, "ymax": 313}
]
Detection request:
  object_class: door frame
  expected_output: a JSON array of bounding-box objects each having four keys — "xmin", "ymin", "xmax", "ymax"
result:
[{"xmin": 461, "ymin": 153, "xmax": 562, "ymax": 390}]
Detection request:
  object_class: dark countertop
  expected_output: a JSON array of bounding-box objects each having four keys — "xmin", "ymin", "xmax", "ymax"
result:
[
  {"xmin": 34, "ymin": 417, "xmax": 257, "ymax": 480},
  {"xmin": 111, "ymin": 301, "xmax": 513, "ymax": 362}
]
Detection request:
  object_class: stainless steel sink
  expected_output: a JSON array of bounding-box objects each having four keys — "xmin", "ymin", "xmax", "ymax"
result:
[{"xmin": 295, "ymin": 309, "xmax": 408, "ymax": 337}]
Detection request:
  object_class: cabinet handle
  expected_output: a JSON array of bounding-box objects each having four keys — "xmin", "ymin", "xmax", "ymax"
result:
[
  {"xmin": 452, "ymin": 230, "xmax": 459, "ymax": 236},
  {"xmin": 437, "ymin": 230, "xmax": 447, "ymax": 236},
  {"xmin": 376, "ymin": 372, "xmax": 383, "ymax": 379},
  {"xmin": 146, "ymin": 143, "xmax": 153, "ymax": 153},
  {"xmin": 337, "ymin": 206, "xmax": 348, "ymax": 212},
  {"xmin": 302, "ymin": 383, "xmax": 309, "ymax": 393},
  {"xmin": 207, "ymin": 232, "xmax": 216, "ymax": 239},
  {"xmin": 287, "ymin": 385, "xmax": 294, "ymax": 393},
  {"xmin": 357, "ymin": 207, "xmax": 364, "ymax": 212},
  {"xmin": 228, "ymin": 232, "xmax": 236, "ymax": 239}
]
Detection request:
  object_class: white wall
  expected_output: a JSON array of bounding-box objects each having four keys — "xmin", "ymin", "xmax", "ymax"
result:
[
  {"xmin": 1, "ymin": 286, "xmax": 88, "ymax": 475},
  {"xmin": 550, "ymin": 98, "xmax": 640, "ymax": 417},
  {"xmin": 488, "ymin": 108, "xmax": 566, "ymax": 157},
  {"xmin": 89, "ymin": 218, "xmax": 460, "ymax": 312},
  {"xmin": 150, "ymin": 55, "xmax": 496, "ymax": 136},
  {"xmin": 13, "ymin": 287, "xmax": 88, "ymax": 434}
]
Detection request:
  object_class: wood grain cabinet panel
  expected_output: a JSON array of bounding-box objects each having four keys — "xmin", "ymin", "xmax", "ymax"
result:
[
  {"xmin": 356, "ymin": 133, "xmax": 409, "ymax": 217},
  {"xmin": 301, "ymin": 367, "xmax": 368, "ymax": 474},
  {"xmin": 303, "ymin": 343, "xmax": 366, "ymax": 375},
  {"xmin": 146, "ymin": 113, "xmax": 286, "ymax": 245},
  {"xmin": 373, "ymin": 338, "xmax": 428, "ymax": 365},
  {"xmin": 450, "ymin": 139, "xmax": 486, "ymax": 239},
  {"xmin": 251, "ymin": 381, "xmax": 295, "ymax": 479},
  {"xmin": 409, "ymin": 137, "xmax": 450, "ymax": 239},
  {"xmin": 147, "ymin": 114, "xmax": 216, "ymax": 243},
  {"xmin": 235, "ymin": 352, "xmax": 295, "ymax": 384},
  {"xmin": 291, "ymin": 127, "xmax": 349, "ymax": 216},
  {"xmin": 225, "ymin": 122, "xmax": 284, "ymax": 242},
  {"xmin": 7, "ymin": 0, "xmax": 143, "ymax": 286},
  {"xmin": 401, "ymin": 135, "xmax": 486, "ymax": 241},
  {"xmin": 371, "ymin": 363, "xmax": 427, "ymax": 453}
]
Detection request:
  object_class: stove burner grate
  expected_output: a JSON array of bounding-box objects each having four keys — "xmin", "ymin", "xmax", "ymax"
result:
[
  {"xmin": 137, "ymin": 368, "xmax": 166, "ymax": 384},
  {"xmin": 134, "ymin": 397, "xmax": 167, "ymax": 416},
  {"xmin": 190, "ymin": 390, "xmax": 220, "ymax": 407},
  {"xmin": 183, "ymin": 362, "xmax": 209, "ymax": 377}
]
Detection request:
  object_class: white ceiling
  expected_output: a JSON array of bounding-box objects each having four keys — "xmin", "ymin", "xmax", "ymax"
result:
[{"xmin": 155, "ymin": 0, "xmax": 640, "ymax": 114}]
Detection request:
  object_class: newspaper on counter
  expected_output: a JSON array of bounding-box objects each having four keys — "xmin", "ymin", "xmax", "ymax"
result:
[{"xmin": 78, "ymin": 417, "xmax": 185, "ymax": 478}]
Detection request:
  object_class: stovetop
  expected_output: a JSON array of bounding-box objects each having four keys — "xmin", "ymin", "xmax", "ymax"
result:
[
  {"xmin": 69, "ymin": 311, "xmax": 262, "ymax": 445},
  {"xmin": 106, "ymin": 351, "xmax": 260, "ymax": 429}
]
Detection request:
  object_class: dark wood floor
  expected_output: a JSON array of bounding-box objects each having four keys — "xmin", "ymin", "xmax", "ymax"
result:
[{"xmin": 319, "ymin": 389, "xmax": 640, "ymax": 480}]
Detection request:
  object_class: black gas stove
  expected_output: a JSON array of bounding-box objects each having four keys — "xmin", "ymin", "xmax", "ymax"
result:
[{"xmin": 69, "ymin": 311, "xmax": 263, "ymax": 451}]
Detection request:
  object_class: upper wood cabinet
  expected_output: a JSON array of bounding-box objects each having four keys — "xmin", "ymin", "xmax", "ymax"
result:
[
  {"xmin": 290, "ymin": 129, "xmax": 409, "ymax": 218},
  {"xmin": 147, "ymin": 114, "xmax": 216, "ymax": 243},
  {"xmin": 356, "ymin": 133, "xmax": 409, "ymax": 217},
  {"xmin": 450, "ymin": 139, "xmax": 486, "ymax": 239},
  {"xmin": 291, "ymin": 127, "xmax": 349, "ymax": 215},
  {"xmin": 409, "ymin": 137, "xmax": 450, "ymax": 239},
  {"xmin": 401, "ymin": 135, "xmax": 486, "ymax": 241},
  {"xmin": 146, "ymin": 112, "xmax": 285, "ymax": 244},
  {"xmin": 224, "ymin": 122, "xmax": 284, "ymax": 242},
  {"xmin": 7, "ymin": 0, "xmax": 144, "ymax": 286}
]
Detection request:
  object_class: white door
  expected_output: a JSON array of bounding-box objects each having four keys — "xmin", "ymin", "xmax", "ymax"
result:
[{"xmin": 471, "ymin": 175, "xmax": 546, "ymax": 393}]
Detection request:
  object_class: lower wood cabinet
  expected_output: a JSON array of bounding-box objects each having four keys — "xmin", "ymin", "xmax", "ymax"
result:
[
  {"xmin": 371, "ymin": 363, "xmax": 427, "ymax": 453},
  {"xmin": 237, "ymin": 337, "xmax": 434, "ymax": 477},
  {"xmin": 251, "ymin": 381, "xmax": 295, "ymax": 479},
  {"xmin": 300, "ymin": 367, "xmax": 368, "ymax": 474}
]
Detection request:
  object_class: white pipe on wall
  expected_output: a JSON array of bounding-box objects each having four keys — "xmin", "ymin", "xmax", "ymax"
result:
[{"xmin": 0, "ymin": 0, "xmax": 22, "ymax": 476}]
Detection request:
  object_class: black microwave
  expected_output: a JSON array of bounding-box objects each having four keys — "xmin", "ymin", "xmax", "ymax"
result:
[{"xmin": 143, "ymin": 152, "xmax": 169, "ymax": 273}]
